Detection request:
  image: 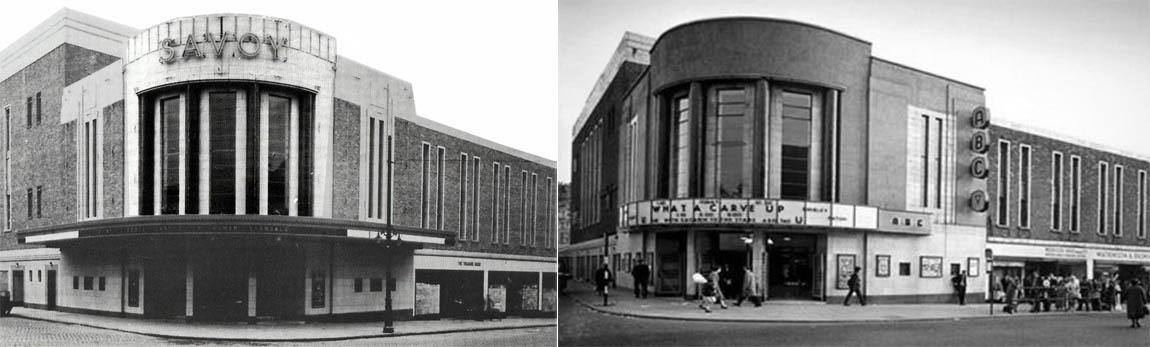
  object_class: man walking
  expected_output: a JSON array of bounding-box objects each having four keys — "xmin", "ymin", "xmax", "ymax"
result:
[
  {"xmin": 736, "ymin": 266, "xmax": 762, "ymax": 307},
  {"xmin": 952, "ymin": 270, "xmax": 968, "ymax": 305},
  {"xmin": 631, "ymin": 258, "xmax": 651, "ymax": 298},
  {"xmin": 708, "ymin": 266, "xmax": 729, "ymax": 309},
  {"xmin": 844, "ymin": 266, "xmax": 865, "ymax": 306},
  {"xmin": 594, "ymin": 262, "xmax": 613, "ymax": 305}
]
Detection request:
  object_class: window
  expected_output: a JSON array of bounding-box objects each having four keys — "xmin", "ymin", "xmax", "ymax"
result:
[
  {"xmin": 672, "ymin": 96, "xmax": 690, "ymax": 198},
  {"xmin": 546, "ymin": 177, "xmax": 553, "ymax": 248},
  {"xmin": 935, "ymin": 118, "xmax": 943, "ymax": 208},
  {"xmin": 266, "ymin": 94, "xmax": 291, "ymax": 215},
  {"xmin": 436, "ymin": 146, "xmax": 445, "ymax": 230},
  {"xmin": 899, "ymin": 263, "xmax": 911, "ymax": 276},
  {"xmin": 472, "ymin": 156, "xmax": 481, "ymax": 241},
  {"xmin": 491, "ymin": 161, "xmax": 500, "ymax": 243},
  {"xmin": 531, "ymin": 173, "xmax": 538, "ymax": 246},
  {"xmin": 83, "ymin": 276, "xmax": 93, "ymax": 290},
  {"xmin": 4, "ymin": 105, "xmax": 9, "ymax": 230},
  {"xmin": 35, "ymin": 186, "xmax": 41, "ymax": 218},
  {"xmin": 1051, "ymin": 152, "xmax": 1063, "ymax": 231},
  {"xmin": 996, "ymin": 140, "xmax": 1010, "ymax": 226},
  {"xmin": 99, "ymin": 276, "xmax": 106, "ymax": 291},
  {"xmin": 367, "ymin": 118, "xmax": 387, "ymax": 220},
  {"xmin": 921, "ymin": 115, "xmax": 930, "ymax": 207},
  {"xmin": 73, "ymin": 276, "xmax": 79, "ymax": 289},
  {"xmin": 26, "ymin": 188, "xmax": 32, "ymax": 220},
  {"xmin": 370, "ymin": 278, "xmax": 383, "ymax": 292},
  {"xmin": 1115, "ymin": 165, "xmax": 1123, "ymax": 236},
  {"xmin": 38, "ymin": 270, "xmax": 42, "ymax": 282},
  {"xmin": 354, "ymin": 278, "xmax": 363, "ymax": 293},
  {"xmin": 128, "ymin": 270, "xmax": 139, "ymax": 307},
  {"xmin": 208, "ymin": 91, "xmax": 237, "ymax": 214},
  {"xmin": 707, "ymin": 87, "xmax": 752, "ymax": 198},
  {"xmin": 521, "ymin": 170, "xmax": 528, "ymax": 245},
  {"xmin": 1099, "ymin": 162, "xmax": 1109, "ymax": 234},
  {"xmin": 1139, "ymin": 170, "xmax": 1146, "ymax": 238},
  {"xmin": 1019, "ymin": 145, "xmax": 1031, "ymax": 228},
  {"xmin": 35, "ymin": 92, "xmax": 41, "ymax": 125},
  {"xmin": 504, "ymin": 165, "xmax": 511, "ymax": 244},
  {"xmin": 26, "ymin": 97, "xmax": 32, "ymax": 129},
  {"xmin": 1071, "ymin": 156, "xmax": 1081, "ymax": 232},
  {"xmin": 421, "ymin": 143, "xmax": 431, "ymax": 228},
  {"xmin": 83, "ymin": 118, "xmax": 101, "ymax": 218},
  {"xmin": 159, "ymin": 95, "xmax": 181, "ymax": 215},
  {"xmin": 780, "ymin": 91, "xmax": 812, "ymax": 200},
  {"xmin": 459, "ymin": 153, "xmax": 468, "ymax": 240}
]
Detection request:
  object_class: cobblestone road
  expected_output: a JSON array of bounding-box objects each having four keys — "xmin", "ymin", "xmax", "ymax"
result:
[{"xmin": 0, "ymin": 317, "xmax": 555, "ymax": 346}]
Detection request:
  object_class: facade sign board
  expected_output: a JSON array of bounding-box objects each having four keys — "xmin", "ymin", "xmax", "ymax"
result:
[
  {"xmin": 651, "ymin": 200, "xmax": 671, "ymax": 224},
  {"xmin": 804, "ymin": 202, "xmax": 831, "ymax": 226},
  {"xmin": 750, "ymin": 199, "xmax": 778, "ymax": 224},
  {"xmin": 620, "ymin": 199, "xmax": 905, "ymax": 232},
  {"xmin": 830, "ymin": 204, "xmax": 855, "ymax": 227},
  {"xmin": 776, "ymin": 201, "xmax": 805, "ymax": 225},
  {"xmin": 718, "ymin": 199, "xmax": 753, "ymax": 223},
  {"xmin": 989, "ymin": 242, "xmax": 1150, "ymax": 264},
  {"xmin": 669, "ymin": 200, "xmax": 693, "ymax": 224},
  {"xmin": 876, "ymin": 210, "xmax": 932, "ymax": 234},
  {"xmin": 855, "ymin": 206, "xmax": 879, "ymax": 229},
  {"xmin": 636, "ymin": 201, "xmax": 652, "ymax": 225}
]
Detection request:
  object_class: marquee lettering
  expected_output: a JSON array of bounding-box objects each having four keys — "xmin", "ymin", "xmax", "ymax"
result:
[
  {"xmin": 159, "ymin": 31, "xmax": 287, "ymax": 64},
  {"xmin": 968, "ymin": 106, "xmax": 990, "ymax": 212}
]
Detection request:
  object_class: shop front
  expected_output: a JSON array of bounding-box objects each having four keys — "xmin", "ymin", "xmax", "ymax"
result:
[
  {"xmin": 987, "ymin": 238, "xmax": 1150, "ymax": 285},
  {"xmin": 412, "ymin": 249, "xmax": 556, "ymax": 319}
]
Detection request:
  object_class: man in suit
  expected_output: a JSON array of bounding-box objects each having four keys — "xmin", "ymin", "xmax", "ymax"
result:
[
  {"xmin": 844, "ymin": 267, "xmax": 866, "ymax": 306},
  {"xmin": 631, "ymin": 258, "xmax": 651, "ymax": 298},
  {"xmin": 952, "ymin": 270, "xmax": 968, "ymax": 305}
]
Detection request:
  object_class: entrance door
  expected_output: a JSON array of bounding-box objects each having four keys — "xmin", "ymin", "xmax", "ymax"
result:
[
  {"xmin": 656, "ymin": 232, "xmax": 685, "ymax": 296},
  {"xmin": 194, "ymin": 255, "xmax": 249, "ymax": 321},
  {"xmin": 46, "ymin": 270, "xmax": 56, "ymax": 309},
  {"xmin": 12, "ymin": 270, "xmax": 23, "ymax": 305},
  {"xmin": 766, "ymin": 234, "xmax": 817, "ymax": 300}
]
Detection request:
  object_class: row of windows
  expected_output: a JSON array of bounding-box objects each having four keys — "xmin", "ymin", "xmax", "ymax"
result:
[
  {"xmin": 419, "ymin": 142, "xmax": 554, "ymax": 247},
  {"xmin": 997, "ymin": 140, "xmax": 1147, "ymax": 238},
  {"xmin": 352, "ymin": 277, "xmax": 385, "ymax": 293},
  {"xmin": 72, "ymin": 275, "xmax": 107, "ymax": 291}
]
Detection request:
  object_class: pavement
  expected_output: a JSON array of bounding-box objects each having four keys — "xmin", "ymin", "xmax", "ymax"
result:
[
  {"xmin": 4, "ymin": 306, "xmax": 556, "ymax": 342},
  {"xmin": 564, "ymin": 281, "xmax": 1122, "ymax": 323}
]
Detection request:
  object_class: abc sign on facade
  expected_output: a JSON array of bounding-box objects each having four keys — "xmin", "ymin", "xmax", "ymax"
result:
[{"xmin": 968, "ymin": 106, "xmax": 990, "ymax": 213}]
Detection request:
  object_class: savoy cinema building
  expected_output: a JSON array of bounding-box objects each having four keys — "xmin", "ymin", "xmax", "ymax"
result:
[
  {"xmin": 560, "ymin": 17, "xmax": 1150, "ymax": 304},
  {"xmin": 0, "ymin": 9, "xmax": 557, "ymax": 321}
]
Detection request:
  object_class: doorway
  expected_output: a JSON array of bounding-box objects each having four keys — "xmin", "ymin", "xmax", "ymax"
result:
[
  {"xmin": 193, "ymin": 254, "xmax": 249, "ymax": 321},
  {"xmin": 11, "ymin": 270, "xmax": 23, "ymax": 305},
  {"xmin": 656, "ymin": 232, "xmax": 685, "ymax": 296},
  {"xmin": 766, "ymin": 233, "xmax": 817, "ymax": 300},
  {"xmin": 46, "ymin": 270, "xmax": 56, "ymax": 309}
]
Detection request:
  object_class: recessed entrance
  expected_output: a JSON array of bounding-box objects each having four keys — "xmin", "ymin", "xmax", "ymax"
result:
[
  {"xmin": 766, "ymin": 233, "xmax": 818, "ymax": 300},
  {"xmin": 193, "ymin": 253, "xmax": 249, "ymax": 321}
]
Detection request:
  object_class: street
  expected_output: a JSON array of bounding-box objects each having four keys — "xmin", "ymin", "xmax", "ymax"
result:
[
  {"xmin": 559, "ymin": 296, "xmax": 1150, "ymax": 346},
  {"xmin": 0, "ymin": 317, "xmax": 555, "ymax": 346}
]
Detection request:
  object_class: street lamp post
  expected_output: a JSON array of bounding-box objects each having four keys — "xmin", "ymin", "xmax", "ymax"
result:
[{"xmin": 376, "ymin": 231, "xmax": 401, "ymax": 334}]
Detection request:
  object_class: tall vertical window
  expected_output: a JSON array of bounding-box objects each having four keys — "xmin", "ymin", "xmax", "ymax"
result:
[
  {"xmin": 436, "ymin": 146, "xmax": 445, "ymax": 230},
  {"xmin": 472, "ymin": 156, "xmax": 481, "ymax": 241},
  {"xmin": 1114, "ymin": 165, "xmax": 1123, "ymax": 236},
  {"xmin": 459, "ymin": 153, "xmax": 468, "ymax": 240},
  {"xmin": 160, "ymin": 96, "xmax": 181, "ymax": 215},
  {"xmin": 531, "ymin": 173, "xmax": 538, "ymax": 247},
  {"xmin": 1051, "ymin": 152, "xmax": 1063, "ymax": 231},
  {"xmin": 266, "ymin": 94, "xmax": 290, "ymax": 215},
  {"xmin": 521, "ymin": 170, "xmax": 529, "ymax": 245},
  {"xmin": 546, "ymin": 177, "xmax": 553, "ymax": 248},
  {"xmin": 780, "ymin": 91, "xmax": 811, "ymax": 200},
  {"xmin": 82, "ymin": 117, "xmax": 101, "ymax": 219},
  {"xmin": 35, "ymin": 186, "xmax": 41, "ymax": 218},
  {"xmin": 708, "ymin": 87, "xmax": 751, "ymax": 198},
  {"xmin": 996, "ymin": 140, "xmax": 1010, "ymax": 226},
  {"xmin": 208, "ymin": 92, "xmax": 237, "ymax": 214},
  {"xmin": 504, "ymin": 165, "xmax": 511, "ymax": 244},
  {"xmin": 366, "ymin": 118, "xmax": 386, "ymax": 220},
  {"xmin": 920, "ymin": 115, "xmax": 930, "ymax": 207},
  {"xmin": 25, "ymin": 97, "xmax": 32, "ymax": 128},
  {"xmin": 491, "ymin": 161, "xmax": 500, "ymax": 242},
  {"xmin": 935, "ymin": 118, "xmax": 943, "ymax": 208},
  {"xmin": 1139, "ymin": 170, "xmax": 1146, "ymax": 239},
  {"xmin": 368, "ymin": 120, "xmax": 377, "ymax": 218},
  {"xmin": 421, "ymin": 143, "xmax": 431, "ymax": 228},
  {"xmin": 1019, "ymin": 145, "xmax": 1031, "ymax": 228},
  {"xmin": 1098, "ymin": 161, "xmax": 1108, "ymax": 235},
  {"xmin": 1070, "ymin": 155, "xmax": 1081, "ymax": 232},
  {"xmin": 35, "ymin": 92, "xmax": 41, "ymax": 125},
  {"xmin": 4, "ymin": 105, "xmax": 9, "ymax": 230},
  {"xmin": 26, "ymin": 188, "xmax": 32, "ymax": 219},
  {"xmin": 672, "ymin": 96, "xmax": 690, "ymax": 197}
]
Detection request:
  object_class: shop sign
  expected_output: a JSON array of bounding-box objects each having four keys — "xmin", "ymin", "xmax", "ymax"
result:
[
  {"xmin": 830, "ymin": 204, "xmax": 855, "ymax": 227},
  {"xmin": 457, "ymin": 261, "xmax": 481, "ymax": 267},
  {"xmin": 159, "ymin": 32, "xmax": 289, "ymax": 64},
  {"xmin": 876, "ymin": 210, "xmax": 932, "ymax": 234},
  {"xmin": 804, "ymin": 202, "xmax": 831, "ymax": 226},
  {"xmin": 776, "ymin": 201, "xmax": 805, "ymax": 225},
  {"xmin": 668, "ymin": 200, "xmax": 693, "ymax": 224},
  {"xmin": 1044, "ymin": 247, "xmax": 1087, "ymax": 259},
  {"xmin": 718, "ymin": 199, "xmax": 754, "ymax": 223},
  {"xmin": 650, "ymin": 200, "xmax": 672, "ymax": 224},
  {"xmin": 967, "ymin": 106, "xmax": 990, "ymax": 213},
  {"xmin": 1092, "ymin": 250, "xmax": 1150, "ymax": 262},
  {"xmin": 749, "ymin": 199, "xmax": 779, "ymax": 224}
]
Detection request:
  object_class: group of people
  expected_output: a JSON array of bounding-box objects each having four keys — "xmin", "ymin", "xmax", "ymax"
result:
[
  {"xmin": 696, "ymin": 265, "xmax": 762, "ymax": 312},
  {"xmin": 997, "ymin": 272, "xmax": 1148, "ymax": 328}
]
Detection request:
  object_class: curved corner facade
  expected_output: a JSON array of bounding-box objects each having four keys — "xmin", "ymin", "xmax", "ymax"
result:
[
  {"xmin": 565, "ymin": 18, "xmax": 992, "ymax": 304},
  {"xmin": 0, "ymin": 10, "xmax": 557, "ymax": 321}
]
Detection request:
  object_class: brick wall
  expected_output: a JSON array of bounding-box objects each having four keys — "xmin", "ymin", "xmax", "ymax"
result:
[
  {"xmin": 989, "ymin": 124, "xmax": 1150, "ymax": 246},
  {"xmin": 392, "ymin": 117, "xmax": 555, "ymax": 257},
  {"xmin": 102, "ymin": 100, "xmax": 124, "ymax": 218},
  {"xmin": 332, "ymin": 98, "xmax": 361, "ymax": 220}
]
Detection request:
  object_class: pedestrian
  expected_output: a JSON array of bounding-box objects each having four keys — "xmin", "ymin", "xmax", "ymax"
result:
[
  {"xmin": 594, "ymin": 262, "xmax": 613, "ymax": 299},
  {"xmin": 631, "ymin": 258, "xmax": 651, "ymax": 299},
  {"xmin": 844, "ymin": 266, "xmax": 866, "ymax": 306},
  {"xmin": 1027, "ymin": 272, "xmax": 1042, "ymax": 313},
  {"xmin": 1123, "ymin": 279, "xmax": 1147, "ymax": 328},
  {"xmin": 736, "ymin": 266, "xmax": 762, "ymax": 307},
  {"xmin": 708, "ymin": 266, "xmax": 729, "ymax": 309},
  {"xmin": 951, "ymin": 270, "xmax": 968, "ymax": 305},
  {"xmin": 1089, "ymin": 279, "xmax": 1103, "ymax": 311},
  {"xmin": 1004, "ymin": 276, "xmax": 1019, "ymax": 314},
  {"xmin": 699, "ymin": 270, "xmax": 718, "ymax": 313},
  {"xmin": 559, "ymin": 261, "xmax": 570, "ymax": 296}
]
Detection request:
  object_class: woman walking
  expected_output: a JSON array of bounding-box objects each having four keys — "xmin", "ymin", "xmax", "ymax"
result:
[{"xmin": 1123, "ymin": 279, "xmax": 1147, "ymax": 328}]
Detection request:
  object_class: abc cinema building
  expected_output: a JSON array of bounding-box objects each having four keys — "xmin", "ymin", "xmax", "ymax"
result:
[{"xmin": 0, "ymin": 9, "xmax": 557, "ymax": 321}]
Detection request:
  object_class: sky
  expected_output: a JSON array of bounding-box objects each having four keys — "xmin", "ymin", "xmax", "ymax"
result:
[
  {"xmin": 0, "ymin": 0, "xmax": 558, "ymax": 162},
  {"xmin": 559, "ymin": 0, "xmax": 1150, "ymax": 182}
]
